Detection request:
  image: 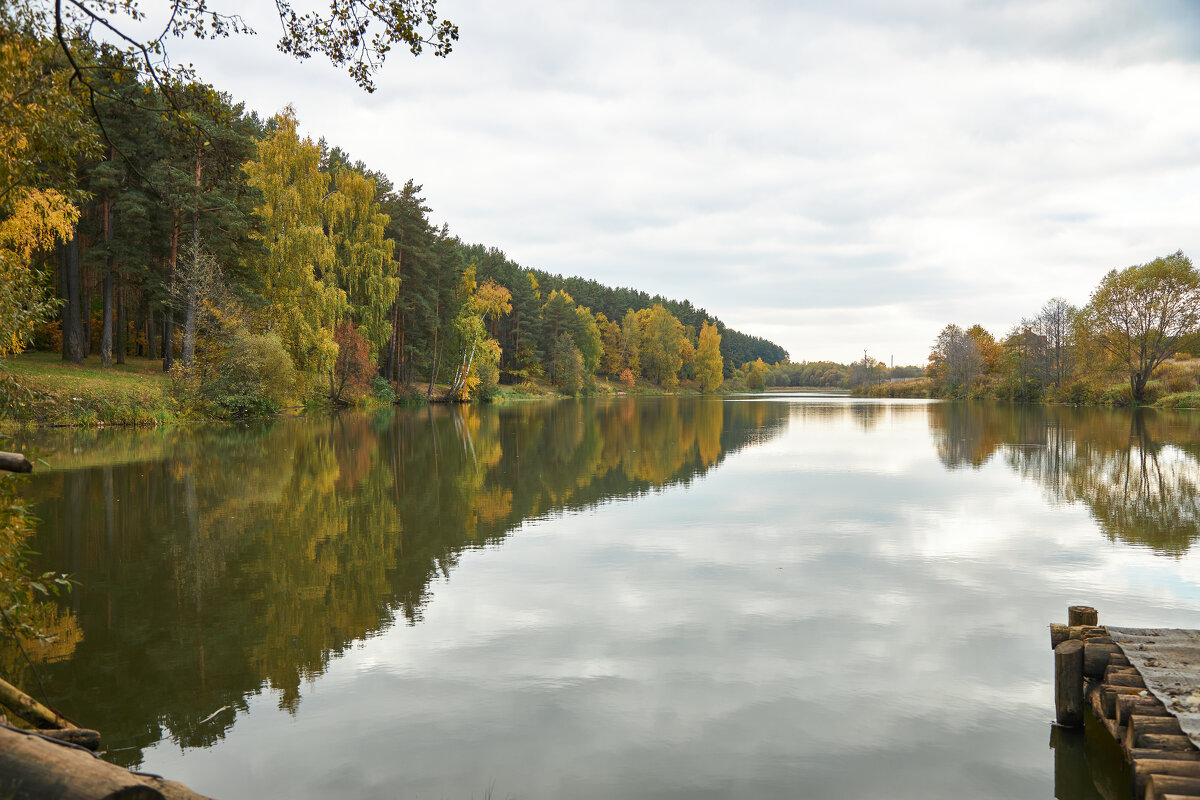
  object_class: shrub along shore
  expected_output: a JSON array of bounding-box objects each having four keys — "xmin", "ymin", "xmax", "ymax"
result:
[{"xmin": 0, "ymin": 352, "xmax": 722, "ymax": 429}]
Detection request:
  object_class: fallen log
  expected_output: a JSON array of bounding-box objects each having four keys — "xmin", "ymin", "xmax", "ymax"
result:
[
  {"xmin": 0, "ymin": 724, "xmax": 212, "ymax": 799},
  {"xmin": 39, "ymin": 727, "xmax": 101, "ymax": 750},
  {"xmin": 0, "ymin": 675, "xmax": 75, "ymax": 730},
  {"xmin": 0, "ymin": 451, "xmax": 32, "ymax": 473}
]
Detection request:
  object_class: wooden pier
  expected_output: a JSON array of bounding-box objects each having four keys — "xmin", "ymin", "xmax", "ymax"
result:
[{"xmin": 1052, "ymin": 605, "xmax": 1200, "ymax": 800}]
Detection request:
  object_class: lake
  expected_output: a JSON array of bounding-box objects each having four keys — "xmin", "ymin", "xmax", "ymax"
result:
[{"xmin": 9, "ymin": 395, "xmax": 1200, "ymax": 799}]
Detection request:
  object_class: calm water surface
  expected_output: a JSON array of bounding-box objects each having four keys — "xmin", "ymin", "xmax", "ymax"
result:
[{"xmin": 11, "ymin": 396, "xmax": 1200, "ymax": 799}]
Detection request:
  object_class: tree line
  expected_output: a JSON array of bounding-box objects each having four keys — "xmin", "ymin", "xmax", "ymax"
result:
[
  {"xmin": 914, "ymin": 251, "xmax": 1200, "ymax": 405},
  {"xmin": 0, "ymin": 18, "xmax": 788, "ymax": 413}
]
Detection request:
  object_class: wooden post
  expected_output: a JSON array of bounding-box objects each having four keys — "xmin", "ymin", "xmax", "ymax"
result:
[
  {"xmin": 1068, "ymin": 606, "xmax": 1098, "ymax": 627},
  {"xmin": 1055, "ymin": 639, "xmax": 1085, "ymax": 727}
]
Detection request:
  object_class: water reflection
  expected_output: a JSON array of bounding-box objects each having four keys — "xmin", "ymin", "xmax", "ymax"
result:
[
  {"xmin": 15, "ymin": 397, "xmax": 787, "ymax": 765},
  {"xmin": 929, "ymin": 403, "xmax": 1200, "ymax": 556}
]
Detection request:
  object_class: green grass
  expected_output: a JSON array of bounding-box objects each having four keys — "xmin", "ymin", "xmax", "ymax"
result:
[
  {"xmin": 0, "ymin": 351, "xmax": 176, "ymax": 427},
  {"xmin": 1155, "ymin": 390, "xmax": 1200, "ymax": 409}
]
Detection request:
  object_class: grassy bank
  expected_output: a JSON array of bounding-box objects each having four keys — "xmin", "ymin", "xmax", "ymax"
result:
[
  {"xmin": 851, "ymin": 357, "xmax": 1200, "ymax": 409},
  {"xmin": 1, "ymin": 352, "xmax": 176, "ymax": 427}
]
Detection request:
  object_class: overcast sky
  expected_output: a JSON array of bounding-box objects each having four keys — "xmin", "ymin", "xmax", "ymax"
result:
[{"xmin": 161, "ymin": 0, "xmax": 1200, "ymax": 364}]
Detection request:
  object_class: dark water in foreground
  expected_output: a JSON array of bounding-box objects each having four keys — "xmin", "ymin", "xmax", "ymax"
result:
[{"xmin": 10, "ymin": 396, "xmax": 1200, "ymax": 799}]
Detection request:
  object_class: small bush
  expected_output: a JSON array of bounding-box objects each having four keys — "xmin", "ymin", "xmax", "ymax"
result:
[
  {"xmin": 372, "ymin": 375, "xmax": 396, "ymax": 404},
  {"xmin": 209, "ymin": 330, "xmax": 296, "ymax": 418},
  {"xmin": 475, "ymin": 358, "xmax": 501, "ymax": 402},
  {"xmin": 1060, "ymin": 381, "xmax": 1096, "ymax": 406},
  {"xmin": 1099, "ymin": 384, "xmax": 1134, "ymax": 407}
]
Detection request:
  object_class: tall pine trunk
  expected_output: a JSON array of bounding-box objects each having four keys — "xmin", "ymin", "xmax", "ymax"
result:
[
  {"xmin": 115, "ymin": 284, "xmax": 126, "ymax": 365},
  {"xmin": 101, "ymin": 194, "xmax": 114, "ymax": 368},
  {"xmin": 60, "ymin": 231, "xmax": 85, "ymax": 364},
  {"xmin": 82, "ymin": 256, "xmax": 91, "ymax": 357},
  {"xmin": 163, "ymin": 213, "xmax": 179, "ymax": 372},
  {"xmin": 182, "ymin": 143, "xmax": 201, "ymax": 368},
  {"xmin": 147, "ymin": 302, "xmax": 158, "ymax": 361}
]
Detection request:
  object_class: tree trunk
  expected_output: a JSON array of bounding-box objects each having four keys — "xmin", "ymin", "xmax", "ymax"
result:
[
  {"xmin": 60, "ymin": 232, "xmax": 85, "ymax": 364},
  {"xmin": 81, "ymin": 250, "xmax": 91, "ymax": 357},
  {"xmin": 427, "ymin": 288, "xmax": 440, "ymax": 400},
  {"xmin": 115, "ymin": 284, "xmax": 125, "ymax": 365},
  {"xmin": 147, "ymin": 302, "xmax": 158, "ymax": 360},
  {"xmin": 1132, "ymin": 373, "xmax": 1147, "ymax": 403},
  {"xmin": 183, "ymin": 145, "xmax": 201, "ymax": 368},
  {"xmin": 163, "ymin": 213, "xmax": 179, "ymax": 372},
  {"xmin": 100, "ymin": 195, "xmax": 114, "ymax": 369}
]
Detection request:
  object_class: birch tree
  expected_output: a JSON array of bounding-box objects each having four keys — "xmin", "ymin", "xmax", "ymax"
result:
[{"xmin": 246, "ymin": 109, "xmax": 347, "ymax": 386}]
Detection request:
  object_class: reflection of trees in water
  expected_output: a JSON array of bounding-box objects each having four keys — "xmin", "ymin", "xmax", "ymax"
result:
[
  {"xmin": 929, "ymin": 403, "xmax": 1200, "ymax": 556},
  {"xmin": 849, "ymin": 402, "xmax": 885, "ymax": 431},
  {"xmin": 16, "ymin": 397, "xmax": 786, "ymax": 764}
]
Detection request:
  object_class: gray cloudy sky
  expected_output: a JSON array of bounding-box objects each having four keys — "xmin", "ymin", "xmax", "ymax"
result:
[{"xmin": 166, "ymin": 0, "xmax": 1200, "ymax": 364}]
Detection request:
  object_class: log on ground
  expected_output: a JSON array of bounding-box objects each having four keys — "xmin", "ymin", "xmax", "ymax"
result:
[
  {"xmin": 0, "ymin": 675, "xmax": 76, "ymax": 729},
  {"xmin": 0, "ymin": 724, "xmax": 211, "ymax": 799},
  {"xmin": 0, "ymin": 452, "xmax": 32, "ymax": 473}
]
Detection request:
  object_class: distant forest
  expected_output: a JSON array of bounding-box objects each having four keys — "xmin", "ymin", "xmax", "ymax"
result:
[{"xmin": 1, "ymin": 19, "xmax": 787, "ymax": 410}]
